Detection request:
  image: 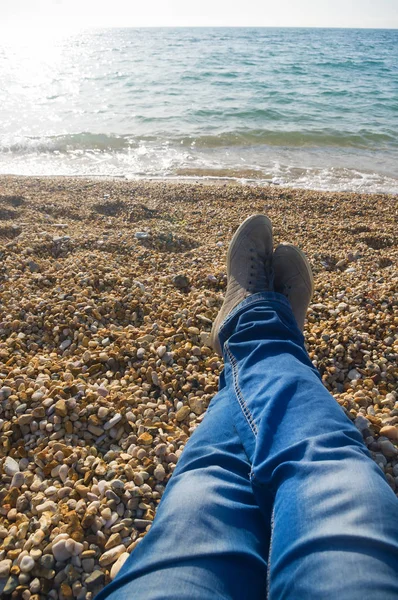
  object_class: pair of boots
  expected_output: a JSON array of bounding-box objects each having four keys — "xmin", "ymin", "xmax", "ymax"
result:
[{"xmin": 210, "ymin": 215, "xmax": 314, "ymax": 355}]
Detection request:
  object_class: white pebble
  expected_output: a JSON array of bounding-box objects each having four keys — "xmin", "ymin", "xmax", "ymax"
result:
[
  {"xmin": 110, "ymin": 552, "xmax": 129, "ymax": 580},
  {"xmin": 52, "ymin": 539, "xmax": 72, "ymax": 562},
  {"xmin": 4, "ymin": 456, "xmax": 19, "ymax": 476},
  {"xmin": 20, "ymin": 555, "xmax": 35, "ymax": 573},
  {"xmin": 104, "ymin": 414, "xmax": 122, "ymax": 431}
]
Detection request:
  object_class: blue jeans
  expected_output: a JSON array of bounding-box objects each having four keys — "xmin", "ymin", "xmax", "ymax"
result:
[{"xmin": 96, "ymin": 293, "xmax": 398, "ymax": 599}]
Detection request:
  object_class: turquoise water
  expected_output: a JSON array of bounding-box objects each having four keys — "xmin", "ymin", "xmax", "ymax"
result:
[{"xmin": 0, "ymin": 27, "xmax": 397, "ymax": 192}]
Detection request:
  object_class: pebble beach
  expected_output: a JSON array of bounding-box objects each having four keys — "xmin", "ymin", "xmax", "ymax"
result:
[{"xmin": 0, "ymin": 175, "xmax": 397, "ymax": 599}]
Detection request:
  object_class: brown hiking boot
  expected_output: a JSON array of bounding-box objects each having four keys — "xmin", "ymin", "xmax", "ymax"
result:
[
  {"xmin": 273, "ymin": 243, "xmax": 314, "ymax": 331},
  {"xmin": 210, "ymin": 214, "xmax": 273, "ymax": 355}
]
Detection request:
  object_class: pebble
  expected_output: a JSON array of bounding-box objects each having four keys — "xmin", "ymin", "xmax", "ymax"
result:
[
  {"xmin": 0, "ymin": 178, "xmax": 396, "ymax": 598},
  {"xmin": 176, "ymin": 406, "xmax": 191, "ymax": 422},
  {"xmin": 110, "ymin": 552, "xmax": 129, "ymax": 580},
  {"xmin": 153, "ymin": 464, "xmax": 166, "ymax": 481},
  {"xmin": 30, "ymin": 578, "xmax": 41, "ymax": 593},
  {"xmin": 4, "ymin": 456, "xmax": 19, "ymax": 476},
  {"xmin": 0, "ymin": 559, "xmax": 12, "ymax": 578},
  {"xmin": 28, "ymin": 260, "xmax": 40, "ymax": 273},
  {"xmin": 348, "ymin": 369, "xmax": 361, "ymax": 381},
  {"xmin": 104, "ymin": 414, "xmax": 122, "ymax": 430},
  {"xmin": 52, "ymin": 538, "xmax": 82, "ymax": 561},
  {"xmin": 99, "ymin": 544, "xmax": 127, "ymax": 567},
  {"xmin": 380, "ymin": 426, "xmax": 398, "ymax": 442},
  {"xmin": 36, "ymin": 500, "xmax": 57, "ymax": 514},
  {"xmin": 59, "ymin": 339, "xmax": 72, "ymax": 351},
  {"xmin": 157, "ymin": 345, "xmax": 167, "ymax": 358},
  {"xmin": 379, "ymin": 440, "xmax": 398, "ymax": 458},
  {"xmin": 86, "ymin": 570, "xmax": 105, "ymax": 591},
  {"xmin": 82, "ymin": 558, "xmax": 95, "ymax": 573},
  {"xmin": 20, "ymin": 556, "xmax": 35, "ymax": 573},
  {"xmin": 3, "ymin": 575, "xmax": 19, "ymax": 595},
  {"xmin": 172, "ymin": 274, "xmax": 190, "ymax": 289},
  {"xmin": 98, "ymin": 406, "xmax": 109, "ymax": 419}
]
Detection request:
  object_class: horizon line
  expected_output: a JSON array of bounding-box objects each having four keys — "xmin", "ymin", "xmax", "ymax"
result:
[
  {"xmin": 82, "ymin": 25, "xmax": 398, "ymax": 30},
  {"xmin": 2, "ymin": 24, "xmax": 397, "ymax": 31}
]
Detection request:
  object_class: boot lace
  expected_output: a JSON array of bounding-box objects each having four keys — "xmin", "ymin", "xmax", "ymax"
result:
[{"xmin": 247, "ymin": 249, "xmax": 274, "ymax": 293}]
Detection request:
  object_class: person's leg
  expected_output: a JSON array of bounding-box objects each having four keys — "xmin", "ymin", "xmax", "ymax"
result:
[
  {"xmin": 96, "ymin": 388, "xmax": 270, "ymax": 600},
  {"xmin": 219, "ymin": 291, "xmax": 398, "ymax": 599}
]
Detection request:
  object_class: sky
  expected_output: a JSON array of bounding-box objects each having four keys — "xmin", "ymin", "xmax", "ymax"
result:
[{"xmin": 2, "ymin": 0, "xmax": 398, "ymax": 30}]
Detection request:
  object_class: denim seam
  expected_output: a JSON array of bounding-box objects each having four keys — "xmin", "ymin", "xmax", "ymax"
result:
[
  {"xmin": 266, "ymin": 506, "xmax": 275, "ymax": 600},
  {"xmin": 225, "ymin": 342, "xmax": 258, "ymax": 437}
]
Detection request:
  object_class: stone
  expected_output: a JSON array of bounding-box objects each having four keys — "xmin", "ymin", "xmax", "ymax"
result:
[
  {"xmin": 380, "ymin": 426, "xmax": 398, "ymax": 441},
  {"xmin": 151, "ymin": 371, "xmax": 160, "ymax": 386},
  {"xmin": 379, "ymin": 440, "xmax": 398, "ymax": 458},
  {"xmin": 85, "ymin": 570, "xmax": 105, "ymax": 591},
  {"xmin": 18, "ymin": 414, "xmax": 34, "ymax": 426},
  {"xmin": 0, "ymin": 559, "xmax": 12, "ymax": 578},
  {"xmin": 134, "ymin": 519, "xmax": 152, "ymax": 530},
  {"xmin": 104, "ymin": 533, "xmax": 122, "ymax": 550},
  {"xmin": 32, "ymin": 529, "xmax": 45, "ymax": 545},
  {"xmin": 60, "ymin": 582, "xmax": 73, "ymax": 599},
  {"xmin": 176, "ymin": 406, "xmax": 190, "ymax": 422},
  {"xmin": 3, "ymin": 575, "xmax": 18, "ymax": 595},
  {"xmin": 82, "ymin": 558, "xmax": 95, "ymax": 573},
  {"xmin": 172, "ymin": 274, "xmax": 190, "ymax": 289},
  {"xmin": 99, "ymin": 544, "xmax": 126, "ymax": 567},
  {"xmin": 138, "ymin": 432, "xmax": 153, "ymax": 445},
  {"xmin": 348, "ymin": 369, "xmax": 361, "ymax": 381},
  {"xmin": 59, "ymin": 339, "xmax": 72, "ymax": 351},
  {"xmin": 110, "ymin": 552, "xmax": 129, "ymax": 580},
  {"xmin": 4, "ymin": 456, "xmax": 19, "ymax": 476},
  {"xmin": 40, "ymin": 554, "xmax": 55, "ymax": 569},
  {"xmin": 136, "ymin": 348, "xmax": 145, "ymax": 360},
  {"xmin": 104, "ymin": 413, "xmax": 122, "ymax": 430},
  {"xmin": 59, "ymin": 464, "xmax": 69, "ymax": 483},
  {"xmin": 55, "ymin": 399, "xmax": 67, "ymax": 417},
  {"xmin": 11, "ymin": 471, "xmax": 25, "ymax": 489},
  {"xmin": 20, "ymin": 555, "xmax": 35, "ymax": 573},
  {"xmin": 52, "ymin": 539, "xmax": 72, "ymax": 562},
  {"xmin": 153, "ymin": 464, "xmax": 166, "ymax": 481},
  {"xmin": 189, "ymin": 397, "xmax": 204, "ymax": 415},
  {"xmin": 354, "ymin": 415, "xmax": 369, "ymax": 433},
  {"xmin": 200, "ymin": 332, "xmax": 211, "ymax": 346},
  {"xmin": 36, "ymin": 500, "xmax": 57, "ymax": 514},
  {"xmin": 97, "ymin": 386, "xmax": 109, "ymax": 397},
  {"xmin": 188, "ymin": 326, "xmax": 200, "ymax": 336},
  {"xmin": 30, "ymin": 578, "xmax": 41, "ymax": 593},
  {"xmin": 98, "ymin": 406, "xmax": 109, "ymax": 419},
  {"xmin": 0, "ymin": 386, "xmax": 12, "ymax": 399},
  {"xmin": 28, "ymin": 261, "xmax": 40, "ymax": 273}
]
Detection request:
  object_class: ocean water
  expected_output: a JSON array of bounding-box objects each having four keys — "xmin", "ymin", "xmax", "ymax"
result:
[{"xmin": 0, "ymin": 27, "xmax": 397, "ymax": 192}]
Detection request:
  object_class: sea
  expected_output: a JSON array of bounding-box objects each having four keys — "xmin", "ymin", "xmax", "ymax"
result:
[{"xmin": 0, "ymin": 27, "xmax": 397, "ymax": 193}]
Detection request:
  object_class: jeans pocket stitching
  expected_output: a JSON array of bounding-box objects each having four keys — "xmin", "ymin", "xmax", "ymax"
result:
[{"xmin": 225, "ymin": 342, "xmax": 258, "ymax": 437}]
